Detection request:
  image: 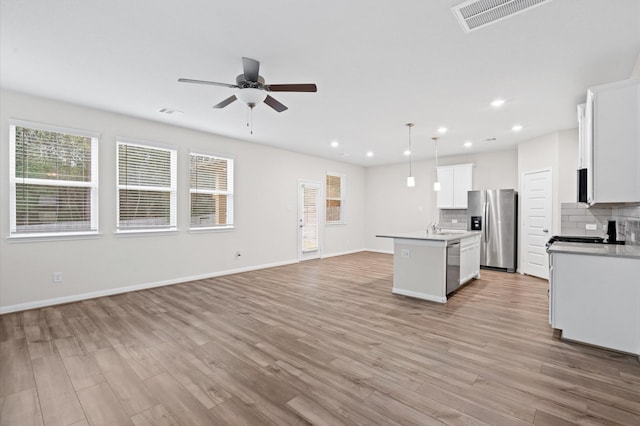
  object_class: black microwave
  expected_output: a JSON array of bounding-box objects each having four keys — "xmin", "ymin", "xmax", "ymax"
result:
[{"xmin": 577, "ymin": 168, "xmax": 587, "ymax": 203}]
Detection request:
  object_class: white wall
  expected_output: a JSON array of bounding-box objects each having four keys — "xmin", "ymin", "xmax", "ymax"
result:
[
  {"xmin": 0, "ymin": 90, "xmax": 366, "ymax": 311},
  {"xmin": 558, "ymin": 128, "xmax": 579, "ymax": 203},
  {"xmin": 364, "ymin": 149, "xmax": 518, "ymax": 252},
  {"xmin": 517, "ymin": 129, "xmax": 579, "ymax": 271},
  {"xmin": 517, "ymin": 129, "xmax": 579, "ymax": 235}
]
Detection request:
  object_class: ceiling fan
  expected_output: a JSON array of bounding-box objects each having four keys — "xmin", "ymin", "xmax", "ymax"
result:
[{"xmin": 178, "ymin": 57, "xmax": 317, "ymax": 113}]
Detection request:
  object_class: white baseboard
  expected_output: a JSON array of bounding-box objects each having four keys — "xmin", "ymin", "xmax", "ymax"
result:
[
  {"xmin": 392, "ymin": 287, "xmax": 447, "ymax": 304},
  {"xmin": 321, "ymin": 249, "xmax": 366, "ymax": 259},
  {"xmin": 365, "ymin": 248, "xmax": 394, "ymax": 255},
  {"xmin": 0, "ymin": 258, "xmax": 299, "ymax": 314}
]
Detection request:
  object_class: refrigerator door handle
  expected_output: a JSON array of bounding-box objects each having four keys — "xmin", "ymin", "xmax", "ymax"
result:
[{"xmin": 484, "ymin": 201, "xmax": 489, "ymax": 241}]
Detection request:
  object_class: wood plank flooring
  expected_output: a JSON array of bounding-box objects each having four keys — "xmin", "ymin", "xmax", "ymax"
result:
[{"xmin": 1, "ymin": 252, "xmax": 639, "ymax": 425}]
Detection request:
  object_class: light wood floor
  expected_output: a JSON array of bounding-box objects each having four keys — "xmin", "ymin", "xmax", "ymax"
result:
[{"xmin": 1, "ymin": 252, "xmax": 639, "ymax": 425}]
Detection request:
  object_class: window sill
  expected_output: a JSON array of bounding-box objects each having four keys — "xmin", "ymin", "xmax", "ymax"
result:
[
  {"xmin": 189, "ymin": 226, "xmax": 235, "ymax": 234},
  {"xmin": 7, "ymin": 232, "xmax": 102, "ymax": 243},
  {"xmin": 115, "ymin": 229, "xmax": 178, "ymax": 237}
]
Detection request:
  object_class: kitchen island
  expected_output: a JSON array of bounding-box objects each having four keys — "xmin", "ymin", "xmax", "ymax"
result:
[{"xmin": 376, "ymin": 230, "xmax": 481, "ymax": 303}]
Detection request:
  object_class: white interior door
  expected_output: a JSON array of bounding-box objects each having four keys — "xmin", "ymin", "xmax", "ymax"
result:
[
  {"xmin": 298, "ymin": 180, "xmax": 322, "ymax": 261},
  {"xmin": 521, "ymin": 169, "xmax": 552, "ymax": 279}
]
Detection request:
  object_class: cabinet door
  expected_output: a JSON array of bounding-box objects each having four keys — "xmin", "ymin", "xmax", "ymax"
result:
[
  {"xmin": 553, "ymin": 253, "xmax": 639, "ymax": 354},
  {"xmin": 453, "ymin": 164, "xmax": 473, "ymax": 208},
  {"xmin": 590, "ymin": 79, "xmax": 640, "ymax": 203},
  {"xmin": 472, "ymin": 236, "xmax": 480, "ymax": 277},
  {"xmin": 436, "ymin": 167, "xmax": 455, "ymax": 208}
]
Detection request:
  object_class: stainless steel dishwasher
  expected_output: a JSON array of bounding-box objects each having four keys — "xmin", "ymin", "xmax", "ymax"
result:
[{"xmin": 446, "ymin": 241, "xmax": 461, "ymax": 295}]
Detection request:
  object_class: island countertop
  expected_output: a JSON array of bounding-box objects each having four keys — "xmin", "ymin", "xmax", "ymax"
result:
[{"xmin": 376, "ymin": 230, "xmax": 481, "ymax": 242}]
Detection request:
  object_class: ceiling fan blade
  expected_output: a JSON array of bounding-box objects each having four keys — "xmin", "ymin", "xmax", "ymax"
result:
[
  {"xmin": 264, "ymin": 95, "xmax": 288, "ymax": 112},
  {"xmin": 242, "ymin": 57, "xmax": 260, "ymax": 82},
  {"xmin": 212, "ymin": 95, "xmax": 237, "ymax": 109},
  {"xmin": 178, "ymin": 78, "xmax": 238, "ymax": 89},
  {"xmin": 266, "ymin": 84, "xmax": 317, "ymax": 92}
]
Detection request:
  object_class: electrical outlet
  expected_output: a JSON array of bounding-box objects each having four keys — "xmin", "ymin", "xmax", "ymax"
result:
[
  {"xmin": 53, "ymin": 272, "xmax": 63, "ymax": 283},
  {"xmin": 400, "ymin": 249, "xmax": 410, "ymax": 258},
  {"xmin": 452, "ymin": 219, "xmax": 458, "ymax": 223},
  {"xmin": 585, "ymin": 224, "xmax": 597, "ymax": 230}
]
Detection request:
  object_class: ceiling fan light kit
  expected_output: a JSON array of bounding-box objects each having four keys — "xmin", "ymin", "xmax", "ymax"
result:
[{"xmin": 236, "ymin": 88, "xmax": 267, "ymax": 108}]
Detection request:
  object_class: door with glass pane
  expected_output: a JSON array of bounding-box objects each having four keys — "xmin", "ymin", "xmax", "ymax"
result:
[{"xmin": 298, "ymin": 180, "xmax": 322, "ymax": 261}]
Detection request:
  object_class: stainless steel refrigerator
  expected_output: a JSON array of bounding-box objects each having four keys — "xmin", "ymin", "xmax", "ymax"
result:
[{"xmin": 467, "ymin": 189, "xmax": 517, "ymax": 272}]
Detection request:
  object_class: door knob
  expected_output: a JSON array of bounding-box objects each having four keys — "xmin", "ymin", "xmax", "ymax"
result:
[{"xmin": 542, "ymin": 228, "xmax": 549, "ymax": 233}]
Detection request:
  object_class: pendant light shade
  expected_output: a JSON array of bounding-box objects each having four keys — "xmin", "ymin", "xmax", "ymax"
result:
[
  {"xmin": 406, "ymin": 123, "xmax": 415, "ymax": 187},
  {"xmin": 432, "ymin": 136, "xmax": 441, "ymax": 192}
]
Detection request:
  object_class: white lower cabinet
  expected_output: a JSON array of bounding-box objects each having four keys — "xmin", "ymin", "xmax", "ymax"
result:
[
  {"xmin": 550, "ymin": 252, "xmax": 639, "ymax": 355},
  {"xmin": 460, "ymin": 234, "xmax": 481, "ymax": 285}
]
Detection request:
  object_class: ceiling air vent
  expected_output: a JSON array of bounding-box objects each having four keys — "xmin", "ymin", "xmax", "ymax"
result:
[{"xmin": 452, "ymin": 0, "xmax": 553, "ymax": 33}]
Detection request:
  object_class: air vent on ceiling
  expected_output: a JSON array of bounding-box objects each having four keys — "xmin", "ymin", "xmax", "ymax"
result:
[{"xmin": 452, "ymin": 0, "xmax": 553, "ymax": 33}]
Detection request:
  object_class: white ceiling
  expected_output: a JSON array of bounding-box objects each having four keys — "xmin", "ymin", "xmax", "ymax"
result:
[{"xmin": 1, "ymin": 0, "xmax": 639, "ymax": 166}]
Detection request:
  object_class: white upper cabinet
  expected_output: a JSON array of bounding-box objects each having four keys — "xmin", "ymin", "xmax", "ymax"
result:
[
  {"xmin": 437, "ymin": 163, "xmax": 473, "ymax": 209},
  {"xmin": 585, "ymin": 78, "xmax": 640, "ymax": 204}
]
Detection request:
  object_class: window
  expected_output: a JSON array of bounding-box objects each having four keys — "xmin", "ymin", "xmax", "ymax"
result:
[
  {"xmin": 117, "ymin": 139, "xmax": 177, "ymax": 232},
  {"xmin": 326, "ymin": 172, "xmax": 345, "ymax": 224},
  {"xmin": 190, "ymin": 152, "xmax": 234, "ymax": 229},
  {"xmin": 9, "ymin": 121, "xmax": 99, "ymax": 237}
]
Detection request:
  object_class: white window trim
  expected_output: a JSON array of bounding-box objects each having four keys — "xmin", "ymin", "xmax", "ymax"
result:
[
  {"xmin": 8, "ymin": 120, "xmax": 100, "ymax": 240},
  {"xmin": 116, "ymin": 138, "xmax": 178, "ymax": 233},
  {"xmin": 189, "ymin": 150, "xmax": 235, "ymax": 230},
  {"xmin": 325, "ymin": 171, "xmax": 346, "ymax": 225}
]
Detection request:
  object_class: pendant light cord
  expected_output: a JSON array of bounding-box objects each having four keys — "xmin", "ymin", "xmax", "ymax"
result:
[{"xmin": 408, "ymin": 124, "xmax": 413, "ymax": 176}]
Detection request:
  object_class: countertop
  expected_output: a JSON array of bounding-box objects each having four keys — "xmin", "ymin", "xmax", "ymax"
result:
[
  {"xmin": 547, "ymin": 242, "xmax": 640, "ymax": 259},
  {"xmin": 376, "ymin": 230, "xmax": 480, "ymax": 242}
]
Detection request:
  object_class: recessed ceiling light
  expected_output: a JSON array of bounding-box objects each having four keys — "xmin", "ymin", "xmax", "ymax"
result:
[
  {"xmin": 491, "ymin": 99, "xmax": 505, "ymax": 107},
  {"xmin": 159, "ymin": 107, "xmax": 183, "ymax": 116},
  {"xmin": 330, "ymin": 140, "xmax": 339, "ymax": 148},
  {"xmin": 464, "ymin": 141, "xmax": 472, "ymax": 148},
  {"xmin": 437, "ymin": 127, "xmax": 448, "ymax": 134},
  {"xmin": 366, "ymin": 151, "xmax": 374, "ymax": 157},
  {"xmin": 512, "ymin": 124, "xmax": 523, "ymax": 132},
  {"xmin": 403, "ymin": 149, "xmax": 411, "ymax": 156}
]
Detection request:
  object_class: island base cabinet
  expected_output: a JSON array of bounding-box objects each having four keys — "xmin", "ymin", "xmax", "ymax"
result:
[
  {"xmin": 550, "ymin": 252, "xmax": 639, "ymax": 355},
  {"xmin": 392, "ymin": 240, "xmax": 447, "ymax": 303}
]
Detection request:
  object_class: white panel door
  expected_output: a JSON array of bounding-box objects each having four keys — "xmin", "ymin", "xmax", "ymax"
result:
[
  {"xmin": 521, "ymin": 169, "xmax": 552, "ymax": 279},
  {"xmin": 298, "ymin": 180, "xmax": 322, "ymax": 261}
]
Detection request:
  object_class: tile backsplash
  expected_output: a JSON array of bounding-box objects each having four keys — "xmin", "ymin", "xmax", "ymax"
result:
[
  {"xmin": 439, "ymin": 209, "xmax": 468, "ymax": 230},
  {"xmin": 560, "ymin": 203, "xmax": 640, "ymax": 245}
]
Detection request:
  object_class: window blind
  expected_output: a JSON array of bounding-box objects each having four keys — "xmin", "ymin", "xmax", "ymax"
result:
[
  {"xmin": 303, "ymin": 185, "xmax": 319, "ymax": 251},
  {"xmin": 326, "ymin": 173, "xmax": 345, "ymax": 223},
  {"xmin": 10, "ymin": 124, "xmax": 98, "ymax": 236},
  {"xmin": 117, "ymin": 141, "xmax": 177, "ymax": 231},
  {"xmin": 190, "ymin": 152, "xmax": 234, "ymax": 228}
]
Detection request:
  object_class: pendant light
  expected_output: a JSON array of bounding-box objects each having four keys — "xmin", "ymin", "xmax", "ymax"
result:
[
  {"xmin": 406, "ymin": 123, "xmax": 415, "ymax": 187},
  {"xmin": 432, "ymin": 136, "xmax": 441, "ymax": 191}
]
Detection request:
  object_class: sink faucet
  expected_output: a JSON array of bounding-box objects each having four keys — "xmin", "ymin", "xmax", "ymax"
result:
[{"xmin": 428, "ymin": 222, "xmax": 441, "ymax": 234}]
